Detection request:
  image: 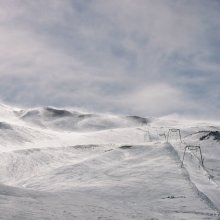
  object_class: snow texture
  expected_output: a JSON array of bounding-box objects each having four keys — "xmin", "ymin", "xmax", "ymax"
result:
[{"xmin": 0, "ymin": 104, "xmax": 219, "ymax": 219}]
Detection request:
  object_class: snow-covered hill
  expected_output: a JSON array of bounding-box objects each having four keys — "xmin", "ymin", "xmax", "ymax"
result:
[
  {"xmin": 0, "ymin": 104, "xmax": 219, "ymax": 219},
  {"xmin": 16, "ymin": 106, "xmax": 149, "ymax": 131}
]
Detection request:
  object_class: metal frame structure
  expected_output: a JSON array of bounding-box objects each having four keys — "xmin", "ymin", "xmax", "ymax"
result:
[
  {"xmin": 167, "ymin": 128, "xmax": 182, "ymax": 143},
  {"xmin": 137, "ymin": 127, "xmax": 151, "ymax": 142},
  {"xmin": 159, "ymin": 132, "xmax": 167, "ymax": 141},
  {"xmin": 144, "ymin": 129, "xmax": 151, "ymax": 142},
  {"xmin": 181, "ymin": 145, "xmax": 204, "ymax": 167}
]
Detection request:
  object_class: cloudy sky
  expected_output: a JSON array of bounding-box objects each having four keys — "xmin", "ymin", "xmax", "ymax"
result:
[{"xmin": 0, "ymin": 0, "xmax": 220, "ymax": 118}]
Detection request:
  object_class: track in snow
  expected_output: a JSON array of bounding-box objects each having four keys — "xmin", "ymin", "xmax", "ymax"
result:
[
  {"xmin": 0, "ymin": 104, "xmax": 220, "ymax": 219},
  {"xmin": 0, "ymin": 143, "xmax": 218, "ymax": 220}
]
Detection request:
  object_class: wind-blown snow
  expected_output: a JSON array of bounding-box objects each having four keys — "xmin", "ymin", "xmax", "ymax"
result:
[
  {"xmin": 0, "ymin": 104, "xmax": 219, "ymax": 219},
  {"xmin": 17, "ymin": 107, "xmax": 148, "ymax": 131}
]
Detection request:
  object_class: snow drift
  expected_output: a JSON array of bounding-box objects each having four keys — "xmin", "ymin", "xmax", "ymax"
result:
[{"xmin": 0, "ymin": 103, "xmax": 220, "ymax": 220}]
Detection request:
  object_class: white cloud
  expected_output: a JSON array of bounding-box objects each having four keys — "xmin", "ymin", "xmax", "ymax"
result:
[{"xmin": 115, "ymin": 83, "xmax": 196, "ymax": 116}]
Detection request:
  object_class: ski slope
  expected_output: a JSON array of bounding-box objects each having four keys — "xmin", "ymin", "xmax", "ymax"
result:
[{"xmin": 0, "ymin": 104, "xmax": 219, "ymax": 219}]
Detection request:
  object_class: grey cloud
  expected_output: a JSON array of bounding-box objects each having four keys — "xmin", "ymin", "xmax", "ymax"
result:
[{"xmin": 0, "ymin": 0, "xmax": 219, "ymax": 118}]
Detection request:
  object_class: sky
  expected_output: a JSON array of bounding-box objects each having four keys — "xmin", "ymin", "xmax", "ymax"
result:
[{"xmin": 0, "ymin": 0, "xmax": 220, "ymax": 118}]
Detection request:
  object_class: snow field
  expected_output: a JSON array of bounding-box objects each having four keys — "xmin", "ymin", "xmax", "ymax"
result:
[{"xmin": 0, "ymin": 104, "xmax": 219, "ymax": 219}]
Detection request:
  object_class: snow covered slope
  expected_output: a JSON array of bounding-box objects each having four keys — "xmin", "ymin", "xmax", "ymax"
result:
[
  {"xmin": 17, "ymin": 106, "xmax": 149, "ymax": 131},
  {"xmin": 0, "ymin": 104, "xmax": 219, "ymax": 219}
]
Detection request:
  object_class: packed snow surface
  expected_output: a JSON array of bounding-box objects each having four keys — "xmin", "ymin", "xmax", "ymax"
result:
[{"xmin": 0, "ymin": 104, "xmax": 220, "ymax": 219}]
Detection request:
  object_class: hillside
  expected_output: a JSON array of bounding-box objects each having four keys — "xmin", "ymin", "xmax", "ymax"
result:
[{"xmin": 0, "ymin": 104, "xmax": 219, "ymax": 219}]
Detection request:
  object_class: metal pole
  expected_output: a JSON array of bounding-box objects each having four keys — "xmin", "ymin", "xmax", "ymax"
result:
[
  {"xmin": 181, "ymin": 146, "xmax": 187, "ymax": 167},
  {"xmin": 178, "ymin": 129, "xmax": 182, "ymax": 143},
  {"xmin": 199, "ymin": 146, "xmax": 204, "ymax": 167}
]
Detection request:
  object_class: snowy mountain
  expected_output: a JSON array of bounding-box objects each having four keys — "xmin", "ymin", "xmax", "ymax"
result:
[
  {"xmin": 0, "ymin": 104, "xmax": 219, "ymax": 219},
  {"xmin": 16, "ymin": 107, "xmax": 149, "ymax": 131}
]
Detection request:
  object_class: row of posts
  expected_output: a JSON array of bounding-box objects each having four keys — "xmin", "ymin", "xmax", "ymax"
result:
[{"xmin": 143, "ymin": 127, "xmax": 204, "ymax": 167}]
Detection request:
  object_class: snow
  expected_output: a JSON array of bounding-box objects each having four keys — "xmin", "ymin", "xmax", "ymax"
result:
[{"xmin": 0, "ymin": 104, "xmax": 219, "ymax": 219}]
